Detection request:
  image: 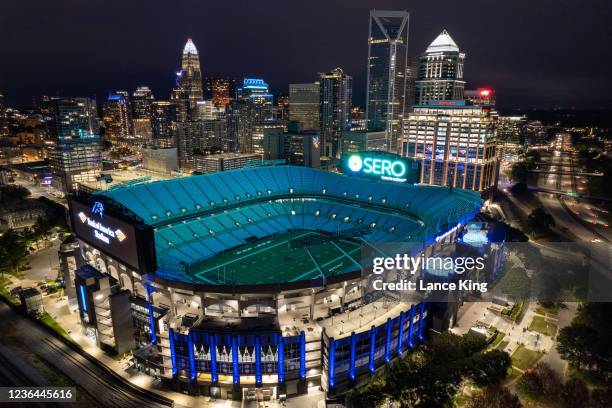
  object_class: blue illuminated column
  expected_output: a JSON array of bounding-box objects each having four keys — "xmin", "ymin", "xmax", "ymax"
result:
[
  {"xmin": 277, "ymin": 336, "xmax": 285, "ymax": 383},
  {"xmin": 231, "ymin": 336, "xmax": 240, "ymax": 385},
  {"xmin": 188, "ymin": 332, "xmax": 196, "ymax": 381},
  {"xmin": 79, "ymin": 285, "xmax": 87, "ymax": 312},
  {"xmin": 418, "ymin": 302, "xmax": 426, "ymax": 341},
  {"xmin": 145, "ymin": 285, "xmax": 157, "ymax": 344},
  {"xmin": 397, "ymin": 311, "xmax": 405, "ymax": 355},
  {"xmin": 368, "ymin": 326, "xmax": 376, "ymax": 373},
  {"xmin": 384, "ymin": 318, "xmax": 392, "ymax": 363},
  {"xmin": 210, "ymin": 334, "xmax": 218, "ymax": 383},
  {"xmin": 408, "ymin": 305, "xmax": 415, "ymax": 349},
  {"xmin": 328, "ymin": 338, "xmax": 336, "ymax": 389},
  {"xmin": 168, "ymin": 329, "xmax": 177, "ymax": 377},
  {"xmin": 299, "ymin": 331, "xmax": 306, "ymax": 380},
  {"xmin": 349, "ymin": 332, "xmax": 356, "ymax": 381},
  {"xmin": 255, "ymin": 335, "xmax": 262, "ymax": 385}
]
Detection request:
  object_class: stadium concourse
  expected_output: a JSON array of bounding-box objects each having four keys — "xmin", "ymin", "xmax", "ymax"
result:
[{"xmin": 70, "ymin": 165, "xmax": 482, "ymax": 400}]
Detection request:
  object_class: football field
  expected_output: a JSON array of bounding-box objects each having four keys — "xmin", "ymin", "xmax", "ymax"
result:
[{"xmin": 191, "ymin": 230, "xmax": 362, "ymax": 285}]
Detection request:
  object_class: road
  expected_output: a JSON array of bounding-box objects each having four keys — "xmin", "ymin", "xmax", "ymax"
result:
[
  {"xmin": 0, "ymin": 302, "xmax": 171, "ymax": 408},
  {"xmin": 534, "ymin": 134, "xmax": 611, "ymax": 243}
]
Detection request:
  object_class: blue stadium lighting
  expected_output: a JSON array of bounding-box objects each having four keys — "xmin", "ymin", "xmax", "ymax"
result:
[
  {"xmin": 349, "ymin": 332, "xmax": 356, "ymax": 381},
  {"xmin": 369, "ymin": 326, "xmax": 376, "ymax": 373},
  {"xmin": 461, "ymin": 230, "xmax": 489, "ymax": 247},
  {"xmin": 299, "ymin": 332, "xmax": 306, "ymax": 380},
  {"xmin": 79, "ymin": 285, "xmax": 87, "ymax": 312},
  {"xmin": 169, "ymin": 329, "xmax": 177, "ymax": 376},
  {"xmin": 277, "ymin": 335, "xmax": 285, "ymax": 383},
  {"xmin": 384, "ymin": 318, "xmax": 392, "ymax": 363},
  {"xmin": 398, "ymin": 311, "xmax": 405, "ymax": 355},
  {"xmin": 232, "ymin": 336, "xmax": 240, "ymax": 385},
  {"xmin": 328, "ymin": 338, "xmax": 336, "ymax": 388},
  {"xmin": 146, "ymin": 285, "xmax": 157, "ymax": 344},
  {"xmin": 188, "ymin": 333, "xmax": 196, "ymax": 381},
  {"xmin": 408, "ymin": 305, "xmax": 415, "ymax": 349},
  {"xmin": 419, "ymin": 303, "xmax": 426, "ymax": 342},
  {"xmin": 255, "ymin": 335, "xmax": 262, "ymax": 385},
  {"xmin": 209, "ymin": 334, "xmax": 218, "ymax": 383}
]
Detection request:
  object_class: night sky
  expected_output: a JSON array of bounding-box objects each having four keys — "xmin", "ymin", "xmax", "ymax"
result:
[{"xmin": 1, "ymin": 0, "xmax": 611, "ymax": 110}]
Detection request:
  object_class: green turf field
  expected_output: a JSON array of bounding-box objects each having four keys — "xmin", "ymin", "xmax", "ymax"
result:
[{"xmin": 190, "ymin": 230, "xmax": 362, "ymax": 285}]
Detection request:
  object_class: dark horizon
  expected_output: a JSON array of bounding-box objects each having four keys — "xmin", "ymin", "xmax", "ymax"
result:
[{"xmin": 1, "ymin": 0, "xmax": 611, "ymax": 110}]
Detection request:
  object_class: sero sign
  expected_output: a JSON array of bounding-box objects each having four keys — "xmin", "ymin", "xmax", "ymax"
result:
[{"xmin": 346, "ymin": 153, "xmax": 408, "ymax": 182}]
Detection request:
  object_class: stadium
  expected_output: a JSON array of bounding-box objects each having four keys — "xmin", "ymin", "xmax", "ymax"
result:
[{"xmin": 69, "ymin": 164, "xmax": 482, "ymax": 400}]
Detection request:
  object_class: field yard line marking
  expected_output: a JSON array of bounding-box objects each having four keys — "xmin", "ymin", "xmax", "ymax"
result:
[{"xmin": 195, "ymin": 232, "xmax": 313, "ymax": 275}]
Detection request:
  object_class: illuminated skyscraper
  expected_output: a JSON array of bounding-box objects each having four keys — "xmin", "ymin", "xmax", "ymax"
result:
[
  {"xmin": 172, "ymin": 38, "xmax": 204, "ymax": 122},
  {"xmin": 102, "ymin": 91, "xmax": 131, "ymax": 146},
  {"xmin": 237, "ymin": 78, "xmax": 273, "ymax": 123},
  {"xmin": 319, "ymin": 68, "xmax": 352, "ymax": 158},
  {"xmin": 414, "ymin": 30, "xmax": 466, "ymax": 105},
  {"xmin": 289, "ymin": 82, "xmax": 320, "ymax": 131},
  {"xmin": 132, "ymin": 86, "xmax": 154, "ymax": 144},
  {"xmin": 151, "ymin": 101, "xmax": 177, "ymax": 148},
  {"xmin": 366, "ymin": 10, "xmax": 409, "ymax": 152},
  {"xmin": 204, "ymin": 76, "xmax": 236, "ymax": 109},
  {"xmin": 47, "ymin": 98, "xmax": 102, "ymax": 192},
  {"xmin": 400, "ymin": 100, "xmax": 499, "ymax": 195}
]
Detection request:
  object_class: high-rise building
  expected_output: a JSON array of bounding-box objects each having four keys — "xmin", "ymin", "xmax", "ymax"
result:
[
  {"xmin": 151, "ymin": 101, "xmax": 177, "ymax": 148},
  {"xmin": 276, "ymin": 95, "xmax": 290, "ymax": 122},
  {"xmin": 204, "ymin": 76, "xmax": 236, "ymax": 109},
  {"xmin": 366, "ymin": 10, "xmax": 409, "ymax": 152},
  {"xmin": 227, "ymin": 99, "xmax": 254, "ymax": 153},
  {"xmin": 193, "ymin": 152, "xmax": 261, "ymax": 174},
  {"xmin": 319, "ymin": 68, "xmax": 352, "ymax": 158},
  {"xmin": 400, "ymin": 100, "xmax": 499, "ymax": 195},
  {"xmin": 237, "ymin": 78, "xmax": 273, "ymax": 123},
  {"xmin": 47, "ymin": 98, "xmax": 102, "ymax": 192},
  {"xmin": 497, "ymin": 116, "xmax": 526, "ymax": 162},
  {"xmin": 263, "ymin": 123, "xmax": 321, "ymax": 168},
  {"xmin": 176, "ymin": 119, "xmax": 226, "ymax": 169},
  {"xmin": 132, "ymin": 86, "xmax": 154, "ymax": 144},
  {"xmin": 289, "ymin": 83, "xmax": 320, "ymax": 132},
  {"xmin": 414, "ymin": 30, "xmax": 466, "ymax": 106},
  {"xmin": 171, "ymin": 38, "xmax": 204, "ymax": 122},
  {"xmin": 102, "ymin": 91, "xmax": 132, "ymax": 146}
]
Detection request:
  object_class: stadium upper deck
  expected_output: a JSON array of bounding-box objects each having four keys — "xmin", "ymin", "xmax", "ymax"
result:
[{"xmin": 98, "ymin": 166, "xmax": 482, "ymax": 286}]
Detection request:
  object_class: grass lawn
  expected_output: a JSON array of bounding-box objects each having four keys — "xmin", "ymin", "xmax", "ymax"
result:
[
  {"xmin": 535, "ymin": 303, "xmax": 559, "ymax": 317},
  {"xmin": 489, "ymin": 332, "xmax": 506, "ymax": 349},
  {"xmin": 0, "ymin": 277, "xmax": 19, "ymax": 306},
  {"xmin": 511, "ymin": 346, "xmax": 544, "ymax": 371},
  {"xmin": 529, "ymin": 315, "xmax": 558, "ymax": 337},
  {"xmin": 503, "ymin": 367, "xmax": 522, "ymax": 384}
]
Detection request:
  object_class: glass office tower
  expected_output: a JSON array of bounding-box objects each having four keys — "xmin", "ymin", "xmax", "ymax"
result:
[{"xmin": 366, "ymin": 9, "xmax": 409, "ymax": 153}]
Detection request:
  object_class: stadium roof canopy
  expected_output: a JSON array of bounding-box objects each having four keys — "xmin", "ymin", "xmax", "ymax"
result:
[{"xmin": 99, "ymin": 166, "xmax": 482, "ymax": 287}]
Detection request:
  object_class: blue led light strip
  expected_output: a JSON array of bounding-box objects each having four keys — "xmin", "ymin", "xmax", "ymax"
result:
[
  {"xmin": 255, "ymin": 335, "xmax": 262, "ymax": 385},
  {"xmin": 79, "ymin": 285, "xmax": 87, "ymax": 312}
]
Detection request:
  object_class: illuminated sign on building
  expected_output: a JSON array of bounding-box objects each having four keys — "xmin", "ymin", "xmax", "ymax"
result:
[{"xmin": 341, "ymin": 151, "xmax": 417, "ymax": 183}]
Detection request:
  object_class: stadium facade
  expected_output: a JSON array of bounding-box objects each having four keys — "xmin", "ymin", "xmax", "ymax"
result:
[{"xmin": 68, "ymin": 165, "xmax": 482, "ymax": 400}]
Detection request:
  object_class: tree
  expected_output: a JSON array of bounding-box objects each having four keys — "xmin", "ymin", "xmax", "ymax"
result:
[
  {"xmin": 465, "ymin": 350, "xmax": 512, "ymax": 386},
  {"xmin": 0, "ymin": 184, "xmax": 31, "ymax": 204},
  {"xmin": 557, "ymin": 303, "xmax": 612, "ymax": 377},
  {"xmin": 516, "ymin": 369, "xmax": 543, "ymax": 400},
  {"xmin": 0, "ymin": 229, "xmax": 28, "ymax": 277},
  {"xmin": 529, "ymin": 207, "xmax": 555, "ymax": 229},
  {"xmin": 560, "ymin": 378, "xmax": 589, "ymax": 408},
  {"xmin": 467, "ymin": 385, "xmax": 522, "ymax": 408},
  {"xmin": 589, "ymin": 387, "xmax": 612, "ymax": 408}
]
